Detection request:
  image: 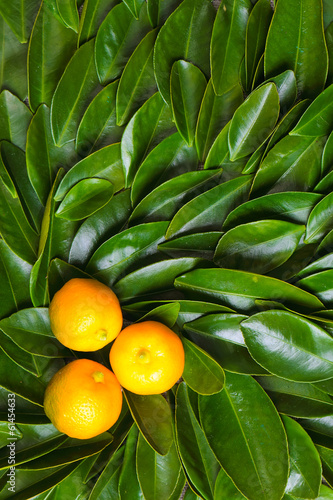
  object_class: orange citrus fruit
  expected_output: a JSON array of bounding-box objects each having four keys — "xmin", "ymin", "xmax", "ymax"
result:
[
  {"xmin": 49, "ymin": 278, "xmax": 122, "ymax": 351},
  {"xmin": 43, "ymin": 359, "xmax": 122, "ymax": 439},
  {"xmin": 109, "ymin": 321, "xmax": 185, "ymax": 395}
]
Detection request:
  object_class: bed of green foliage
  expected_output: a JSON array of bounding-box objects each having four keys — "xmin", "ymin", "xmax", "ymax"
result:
[{"xmin": 1, "ymin": 0, "xmax": 333, "ymax": 498}]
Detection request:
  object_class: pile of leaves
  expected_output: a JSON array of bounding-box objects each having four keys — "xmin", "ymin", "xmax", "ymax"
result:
[{"xmin": 1, "ymin": 0, "xmax": 333, "ymax": 498}]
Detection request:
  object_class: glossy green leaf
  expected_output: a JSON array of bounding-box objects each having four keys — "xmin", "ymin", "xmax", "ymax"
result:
[
  {"xmin": 199, "ymin": 371, "xmax": 288, "ymax": 500},
  {"xmin": 305, "ymin": 191, "xmax": 333, "ymax": 243},
  {"xmin": 261, "ymin": 70, "xmax": 297, "ymax": 113},
  {"xmin": 291, "ymin": 84, "xmax": 333, "ymax": 137},
  {"xmin": 283, "ymin": 415, "xmax": 321, "ymax": 499},
  {"xmin": 136, "ymin": 433, "xmax": 181, "ymax": 500},
  {"xmin": 182, "ymin": 337, "xmax": 224, "ymax": 395},
  {"xmin": 299, "ymin": 416, "xmax": 333, "ymax": 439},
  {"xmin": 317, "ymin": 445, "xmax": 333, "ymax": 487},
  {"xmin": 122, "ymin": 0, "xmax": 145, "ymax": 18},
  {"xmin": 241, "ymin": 310, "xmax": 333, "ymax": 382},
  {"xmin": 56, "ymin": 0, "xmax": 79, "ymax": 32},
  {"xmin": 0, "ymin": 323, "xmax": 39, "ymax": 377},
  {"xmin": 138, "ymin": 302, "xmax": 180, "ymax": 328},
  {"xmin": 251, "ymin": 52, "xmax": 265, "ymax": 90},
  {"xmin": 0, "ymin": 15, "xmax": 28, "ymax": 101},
  {"xmin": 166, "ymin": 175, "xmax": 252, "ymax": 239},
  {"xmin": 153, "ymin": 0, "xmax": 215, "ymax": 104},
  {"xmin": 114, "ymin": 258, "xmax": 203, "ymax": 302},
  {"xmin": 228, "ymin": 83, "xmax": 280, "ymax": 161},
  {"xmin": 86, "ymin": 221, "xmax": 169, "ymax": 285},
  {"xmin": 0, "ymin": 90, "xmax": 32, "ymax": 151},
  {"xmin": 121, "ymin": 91, "xmax": 176, "ymax": 186},
  {"xmin": 175, "ymin": 268, "xmax": 323, "ymax": 313},
  {"xmin": 326, "ymin": 22, "xmax": 333, "ymax": 85},
  {"xmin": 118, "ymin": 425, "xmax": 144, "ymax": 499},
  {"xmin": 315, "ymin": 170, "xmax": 333, "ymax": 195},
  {"xmin": 176, "ymin": 383, "xmax": 220, "ymax": 500},
  {"xmin": 296, "ymin": 253, "xmax": 333, "ymax": 280},
  {"xmin": 78, "ymin": 0, "xmax": 120, "ymax": 46},
  {"xmin": 116, "ymin": 28, "xmax": 158, "ymax": 126},
  {"xmin": 55, "ymin": 144, "xmax": 124, "ymax": 201},
  {"xmin": 296, "ymin": 269, "xmax": 333, "ymax": 307},
  {"xmin": 195, "ymin": 81, "xmax": 244, "ymax": 162},
  {"xmin": 55, "ymin": 178, "xmax": 114, "ymax": 221},
  {"xmin": 131, "ymin": 133, "xmax": 198, "ymax": 206},
  {"xmin": 68, "ymin": 189, "xmax": 131, "ymax": 267},
  {"xmin": 129, "ymin": 169, "xmax": 222, "ymax": 226},
  {"xmin": 183, "ymin": 313, "xmax": 268, "ymax": 375},
  {"xmin": 147, "ymin": 0, "xmax": 183, "ymax": 27},
  {"xmin": 223, "ymin": 192, "xmax": 322, "ymax": 230},
  {"xmin": 89, "ymin": 446, "xmax": 124, "ymax": 500},
  {"xmin": 159, "ymin": 232, "xmax": 222, "ymax": 260},
  {"xmin": 265, "ymin": 0, "xmax": 328, "ymax": 99},
  {"xmin": 214, "ymin": 467, "xmax": 247, "ymax": 499},
  {"xmin": 252, "ymin": 135, "xmax": 326, "ymax": 195},
  {"xmin": 211, "ymin": 0, "xmax": 252, "ymax": 95},
  {"xmin": 26, "ymin": 105, "xmax": 78, "ymax": 206},
  {"xmin": 76, "ymin": 81, "xmax": 124, "ymax": 157},
  {"xmin": 28, "ymin": 2, "xmax": 77, "ymax": 112},
  {"xmin": 318, "ymin": 485, "xmax": 333, "ymax": 499},
  {"xmin": 245, "ymin": 0, "xmax": 273, "ymax": 91},
  {"xmin": 170, "ymin": 61, "xmax": 206, "ymax": 146},
  {"xmin": 0, "ymin": 0, "xmax": 40, "ymax": 43},
  {"xmin": 51, "ymin": 39, "xmax": 100, "ymax": 147},
  {"xmin": 214, "ymin": 219, "xmax": 304, "ymax": 273},
  {"xmin": 95, "ymin": 2, "xmax": 151, "ymax": 84},
  {"xmin": 124, "ymin": 391, "xmax": 173, "ymax": 455}
]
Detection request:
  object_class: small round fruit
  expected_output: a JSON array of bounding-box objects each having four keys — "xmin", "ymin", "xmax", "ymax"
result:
[
  {"xmin": 43, "ymin": 359, "xmax": 122, "ymax": 439},
  {"xmin": 49, "ymin": 278, "xmax": 122, "ymax": 351},
  {"xmin": 109, "ymin": 321, "xmax": 185, "ymax": 395}
]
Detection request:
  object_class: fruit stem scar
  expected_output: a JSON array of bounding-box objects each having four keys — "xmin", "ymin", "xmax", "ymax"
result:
[
  {"xmin": 92, "ymin": 371, "xmax": 104, "ymax": 383},
  {"xmin": 96, "ymin": 328, "xmax": 108, "ymax": 341},
  {"xmin": 138, "ymin": 349, "xmax": 150, "ymax": 364}
]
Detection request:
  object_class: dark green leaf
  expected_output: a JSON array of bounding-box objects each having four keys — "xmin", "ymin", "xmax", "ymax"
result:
[
  {"xmin": 317, "ymin": 445, "xmax": 333, "ymax": 487},
  {"xmin": 28, "ymin": 2, "xmax": 77, "ymax": 112},
  {"xmin": 291, "ymin": 84, "xmax": 333, "ymax": 137},
  {"xmin": 116, "ymin": 29, "xmax": 158, "ymax": 126},
  {"xmin": 51, "ymin": 39, "xmax": 100, "ymax": 147},
  {"xmin": 0, "ymin": 329, "xmax": 39, "ymax": 376},
  {"xmin": 0, "ymin": 0, "xmax": 40, "ymax": 43},
  {"xmin": 305, "ymin": 191, "xmax": 333, "ymax": 243},
  {"xmin": 176, "ymin": 383, "xmax": 220, "ymax": 500},
  {"xmin": 159, "ymin": 232, "xmax": 222, "ymax": 260},
  {"xmin": 138, "ymin": 302, "xmax": 180, "ymax": 328},
  {"xmin": 89, "ymin": 447, "xmax": 124, "ymax": 500},
  {"xmin": 199, "ymin": 371, "xmax": 288, "ymax": 500},
  {"xmin": 95, "ymin": 2, "xmax": 151, "ymax": 84},
  {"xmin": 56, "ymin": 0, "xmax": 79, "ymax": 32},
  {"xmin": 147, "ymin": 0, "xmax": 183, "ymax": 27},
  {"xmin": 78, "ymin": 0, "xmax": 120, "ymax": 46},
  {"xmin": 153, "ymin": 0, "xmax": 215, "ymax": 104},
  {"xmin": 124, "ymin": 391, "xmax": 173, "ymax": 455},
  {"xmin": 264, "ymin": 0, "xmax": 328, "ymax": 99},
  {"xmin": 118, "ymin": 425, "xmax": 144, "ymax": 499},
  {"xmin": 260, "ymin": 70, "xmax": 297, "ymax": 112},
  {"xmin": 0, "ymin": 90, "xmax": 32, "ymax": 151},
  {"xmin": 211, "ymin": 0, "xmax": 252, "ymax": 95},
  {"xmin": 296, "ymin": 269, "xmax": 333, "ymax": 307},
  {"xmin": 326, "ymin": 22, "xmax": 333, "ymax": 85},
  {"xmin": 214, "ymin": 467, "xmax": 247, "ymax": 499},
  {"xmin": 228, "ymin": 82, "xmax": 280, "ymax": 161}
]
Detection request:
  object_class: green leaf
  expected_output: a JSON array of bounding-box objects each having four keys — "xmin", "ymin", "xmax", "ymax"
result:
[
  {"xmin": 214, "ymin": 219, "xmax": 305, "ymax": 274},
  {"xmin": 195, "ymin": 81, "xmax": 244, "ymax": 162},
  {"xmin": 296, "ymin": 269, "xmax": 333, "ymax": 307},
  {"xmin": 78, "ymin": 0, "xmax": 120, "ymax": 46},
  {"xmin": 95, "ymin": 2, "xmax": 151, "ymax": 84},
  {"xmin": 138, "ymin": 302, "xmax": 180, "ymax": 328},
  {"xmin": 56, "ymin": 0, "xmax": 79, "ymax": 32},
  {"xmin": 283, "ymin": 415, "xmax": 321, "ymax": 499},
  {"xmin": 252, "ymin": 135, "xmax": 326, "ymax": 196},
  {"xmin": 0, "ymin": 15, "xmax": 28, "ymax": 101},
  {"xmin": 153, "ymin": 0, "xmax": 215, "ymax": 105},
  {"xmin": 76, "ymin": 81, "xmax": 124, "ymax": 157},
  {"xmin": 136, "ymin": 433, "xmax": 181, "ymax": 500},
  {"xmin": 28, "ymin": 2, "xmax": 77, "ymax": 112},
  {"xmin": 264, "ymin": 0, "xmax": 328, "ymax": 99},
  {"xmin": 129, "ymin": 169, "xmax": 222, "ymax": 226},
  {"xmin": 326, "ymin": 22, "xmax": 333, "ymax": 85},
  {"xmin": 223, "ymin": 191, "xmax": 322, "ymax": 230},
  {"xmin": 55, "ymin": 178, "xmax": 114, "ymax": 221},
  {"xmin": 55, "ymin": 143, "xmax": 124, "ymax": 201},
  {"xmin": 114, "ymin": 258, "xmax": 203, "ymax": 302},
  {"xmin": 121, "ymin": 91, "xmax": 176, "ymax": 186},
  {"xmin": 116, "ymin": 28, "xmax": 158, "ymax": 126},
  {"xmin": 211, "ymin": 0, "xmax": 252, "ymax": 95},
  {"xmin": 122, "ymin": 0, "xmax": 145, "ymax": 19},
  {"xmin": 0, "ymin": 329, "xmax": 39, "ymax": 376},
  {"xmin": 147, "ymin": 0, "xmax": 183, "ymax": 27},
  {"xmin": 124, "ymin": 391, "xmax": 173, "ymax": 455},
  {"xmin": 318, "ymin": 485, "xmax": 333, "ymax": 499},
  {"xmin": 159, "ymin": 232, "xmax": 222, "ymax": 260},
  {"xmin": 89, "ymin": 446, "xmax": 124, "ymax": 500},
  {"xmin": 241, "ymin": 310, "xmax": 333, "ymax": 382},
  {"xmin": 170, "ymin": 61, "xmax": 206, "ymax": 146},
  {"xmin": 182, "ymin": 337, "xmax": 224, "ymax": 395},
  {"xmin": 51, "ymin": 39, "xmax": 100, "ymax": 147},
  {"xmin": 245, "ymin": 0, "xmax": 273, "ymax": 91},
  {"xmin": 260, "ymin": 70, "xmax": 297, "ymax": 113},
  {"xmin": 86, "ymin": 221, "xmax": 169, "ymax": 286},
  {"xmin": 183, "ymin": 313, "xmax": 267, "ymax": 375},
  {"xmin": 305, "ymin": 191, "xmax": 333, "ymax": 243},
  {"xmin": 118, "ymin": 425, "xmax": 144, "ymax": 499},
  {"xmin": 0, "ymin": 0, "xmax": 40, "ymax": 43},
  {"xmin": 214, "ymin": 467, "xmax": 247, "ymax": 499},
  {"xmin": 291, "ymin": 84, "xmax": 333, "ymax": 137},
  {"xmin": 317, "ymin": 445, "xmax": 333, "ymax": 487},
  {"xmin": 68, "ymin": 189, "xmax": 131, "ymax": 267},
  {"xmin": 296, "ymin": 253, "xmax": 333, "ymax": 280},
  {"xmin": 228, "ymin": 82, "xmax": 280, "ymax": 161},
  {"xmin": 0, "ymin": 90, "xmax": 32, "ymax": 151},
  {"xmin": 176, "ymin": 383, "xmax": 220, "ymax": 500},
  {"xmin": 175, "ymin": 268, "xmax": 323, "ymax": 313},
  {"xmin": 199, "ymin": 371, "xmax": 289, "ymax": 500}
]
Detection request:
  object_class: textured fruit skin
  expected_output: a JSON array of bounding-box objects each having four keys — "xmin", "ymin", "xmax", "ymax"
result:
[
  {"xmin": 109, "ymin": 321, "xmax": 185, "ymax": 395},
  {"xmin": 49, "ymin": 278, "xmax": 123, "ymax": 351},
  {"xmin": 43, "ymin": 359, "xmax": 123, "ymax": 439}
]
